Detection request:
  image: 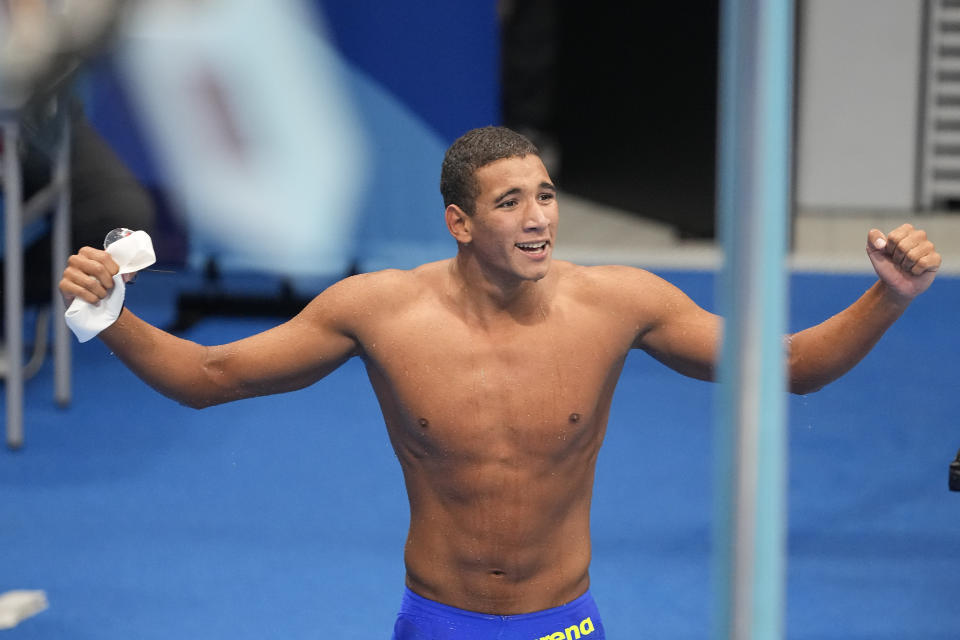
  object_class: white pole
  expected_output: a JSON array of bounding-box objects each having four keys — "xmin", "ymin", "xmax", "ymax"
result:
[
  {"xmin": 714, "ymin": 1, "xmax": 794, "ymax": 638},
  {"xmin": 53, "ymin": 114, "xmax": 72, "ymax": 407},
  {"xmin": 4, "ymin": 122, "xmax": 25, "ymax": 449}
]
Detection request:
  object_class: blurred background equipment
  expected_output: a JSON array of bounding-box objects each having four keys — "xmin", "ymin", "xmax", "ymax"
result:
[
  {"xmin": 950, "ymin": 447, "xmax": 960, "ymax": 491},
  {"xmin": 1, "ymin": 0, "xmax": 155, "ymax": 447},
  {"xmin": 0, "ymin": 0, "xmax": 124, "ymax": 110},
  {"xmin": 114, "ymin": 0, "xmax": 366, "ymax": 280},
  {"xmin": 918, "ymin": 0, "xmax": 960, "ymax": 210},
  {"xmin": 94, "ymin": 0, "xmax": 500, "ymax": 326}
]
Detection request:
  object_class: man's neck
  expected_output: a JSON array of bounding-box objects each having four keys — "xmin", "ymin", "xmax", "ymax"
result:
[{"xmin": 448, "ymin": 253, "xmax": 553, "ymax": 325}]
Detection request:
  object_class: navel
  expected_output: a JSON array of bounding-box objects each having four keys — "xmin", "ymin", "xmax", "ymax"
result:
[
  {"xmin": 569, "ymin": 413, "xmax": 581, "ymax": 424},
  {"xmin": 418, "ymin": 418, "xmax": 430, "ymax": 429}
]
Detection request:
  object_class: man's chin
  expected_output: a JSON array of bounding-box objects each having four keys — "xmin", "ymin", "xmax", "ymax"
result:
[{"xmin": 523, "ymin": 261, "xmax": 551, "ymax": 282}]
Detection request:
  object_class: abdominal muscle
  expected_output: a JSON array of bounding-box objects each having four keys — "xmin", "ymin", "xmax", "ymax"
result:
[{"xmin": 396, "ymin": 434, "xmax": 601, "ymax": 615}]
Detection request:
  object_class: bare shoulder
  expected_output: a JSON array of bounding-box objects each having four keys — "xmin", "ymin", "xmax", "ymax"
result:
[
  {"xmin": 299, "ymin": 260, "xmax": 449, "ymax": 329},
  {"xmin": 555, "ymin": 261, "xmax": 683, "ymax": 310},
  {"xmin": 555, "ymin": 261, "xmax": 719, "ymax": 366}
]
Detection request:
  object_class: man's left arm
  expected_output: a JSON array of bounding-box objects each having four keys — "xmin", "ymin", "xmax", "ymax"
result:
[{"xmin": 788, "ymin": 224, "xmax": 941, "ymax": 394}]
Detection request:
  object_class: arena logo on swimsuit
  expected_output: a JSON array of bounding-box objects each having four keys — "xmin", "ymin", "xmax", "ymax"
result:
[{"xmin": 535, "ymin": 616, "xmax": 595, "ymax": 640}]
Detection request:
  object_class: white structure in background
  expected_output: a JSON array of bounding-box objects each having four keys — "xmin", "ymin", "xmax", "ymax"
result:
[
  {"xmin": 795, "ymin": 0, "xmax": 924, "ymax": 212},
  {"xmin": 116, "ymin": 0, "xmax": 367, "ymax": 276},
  {"xmin": 918, "ymin": 0, "xmax": 960, "ymax": 210}
]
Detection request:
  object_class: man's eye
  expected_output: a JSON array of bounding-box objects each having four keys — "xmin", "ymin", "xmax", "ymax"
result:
[
  {"xmin": 538, "ymin": 193, "xmax": 555, "ymax": 201},
  {"xmin": 499, "ymin": 200, "xmax": 518, "ymax": 208}
]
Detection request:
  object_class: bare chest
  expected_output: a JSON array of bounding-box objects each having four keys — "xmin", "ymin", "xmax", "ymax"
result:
[{"xmin": 359, "ymin": 306, "xmax": 635, "ymax": 462}]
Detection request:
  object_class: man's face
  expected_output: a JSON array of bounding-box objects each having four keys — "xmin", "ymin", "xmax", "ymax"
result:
[{"xmin": 467, "ymin": 155, "xmax": 558, "ymax": 283}]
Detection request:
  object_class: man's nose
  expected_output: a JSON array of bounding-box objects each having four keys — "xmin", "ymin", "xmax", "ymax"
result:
[{"xmin": 524, "ymin": 202, "xmax": 549, "ymax": 230}]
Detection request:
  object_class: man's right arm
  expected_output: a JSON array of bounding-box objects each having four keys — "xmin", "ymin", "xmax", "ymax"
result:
[{"xmin": 60, "ymin": 247, "xmax": 361, "ymax": 409}]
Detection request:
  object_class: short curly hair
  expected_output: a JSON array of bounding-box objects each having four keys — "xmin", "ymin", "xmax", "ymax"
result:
[{"xmin": 440, "ymin": 126, "xmax": 540, "ymax": 215}]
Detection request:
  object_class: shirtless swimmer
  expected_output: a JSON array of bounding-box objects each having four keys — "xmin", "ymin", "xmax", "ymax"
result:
[{"xmin": 59, "ymin": 127, "xmax": 941, "ymax": 639}]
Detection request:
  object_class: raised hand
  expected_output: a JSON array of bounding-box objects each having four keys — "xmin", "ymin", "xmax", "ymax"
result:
[
  {"xmin": 58, "ymin": 247, "xmax": 120, "ymax": 306},
  {"xmin": 865, "ymin": 224, "xmax": 941, "ymax": 302}
]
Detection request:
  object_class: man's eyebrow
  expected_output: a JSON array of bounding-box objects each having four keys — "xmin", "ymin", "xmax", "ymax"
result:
[
  {"xmin": 493, "ymin": 183, "xmax": 556, "ymax": 203},
  {"xmin": 494, "ymin": 187, "xmax": 522, "ymax": 203}
]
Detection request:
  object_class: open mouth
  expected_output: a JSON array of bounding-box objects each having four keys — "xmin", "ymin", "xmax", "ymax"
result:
[{"xmin": 515, "ymin": 241, "xmax": 549, "ymax": 254}]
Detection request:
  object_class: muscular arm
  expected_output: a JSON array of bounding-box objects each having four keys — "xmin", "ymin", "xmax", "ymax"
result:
[
  {"xmin": 786, "ymin": 225, "xmax": 940, "ymax": 394},
  {"xmin": 99, "ymin": 300, "xmax": 358, "ymax": 408},
  {"xmin": 785, "ymin": 280, "xmax": 907, "ymax": 394},
  {"xmin": 632, "ymin": 224, "xmax": 940, "ymax": 394},
  {"xmin": 629, "ymin": 273, "xmax": 721, "ymax": 382},
  {"xmin": 61, "ymin": 247, "xmax": 362, "ymax": 408}
]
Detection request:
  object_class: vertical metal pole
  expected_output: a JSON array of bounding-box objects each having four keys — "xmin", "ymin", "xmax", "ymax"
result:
[
  {"xmin": 713, "ymin": 1, "xmax": 793, "ymax": 639},
  {"xmin": 52, "ymin": 115, "xmax": 72, "ymax": 407},
  {"xmin": 4, "ymin": 121, "xmax": 25, "ymax": 449}
]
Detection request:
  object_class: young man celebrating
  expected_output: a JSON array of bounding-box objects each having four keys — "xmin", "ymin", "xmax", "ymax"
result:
[{"xmin": 59, "ymin": 127, "xmax": 941, "ymax": 639}]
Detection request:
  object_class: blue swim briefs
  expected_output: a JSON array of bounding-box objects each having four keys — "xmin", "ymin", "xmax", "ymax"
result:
[{"xmin": 391, "ymin": 587, "xmax": 605, "ymax": 640}]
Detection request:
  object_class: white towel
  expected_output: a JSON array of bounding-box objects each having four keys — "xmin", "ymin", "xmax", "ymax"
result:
[
  {"xmin": 0, "ymin": 590, "xmax": 48, "ymax": 629},
  {"xmin": 64, "ymin": 230, "xmax": 156, "ymax": 343}
]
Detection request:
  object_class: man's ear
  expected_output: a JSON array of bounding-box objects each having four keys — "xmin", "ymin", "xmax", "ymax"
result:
[{"xmin": 445, "ymin": 204, "xmax": 472, "ymax": 244}]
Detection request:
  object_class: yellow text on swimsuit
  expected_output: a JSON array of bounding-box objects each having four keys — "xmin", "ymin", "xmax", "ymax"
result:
[{"xmin": 535, "ymin": 616, "xmax": 595, "ymax": 640}]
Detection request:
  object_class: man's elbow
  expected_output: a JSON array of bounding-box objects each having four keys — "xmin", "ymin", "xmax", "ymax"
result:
[
  {"xmin": 163, "ymin": 376, "xmax": 234, "ymax": 410},
  {"xmin": 787, "ymin": 351, "xmax": 828, "ymax": 395},
  {"xmin": 177, "ymin": 395, "xmax": 220, "ymax": 410},
  {"xmin": 788, "ymin": 378, "xmax": 825, "ymax": 396},
  {"xmin": 179, "ymin": 347, "xmax": 241, "ymax": 409},
  {"xmin": 173, "ymin": 381, "xmax": 241, "ymax": 409}
]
